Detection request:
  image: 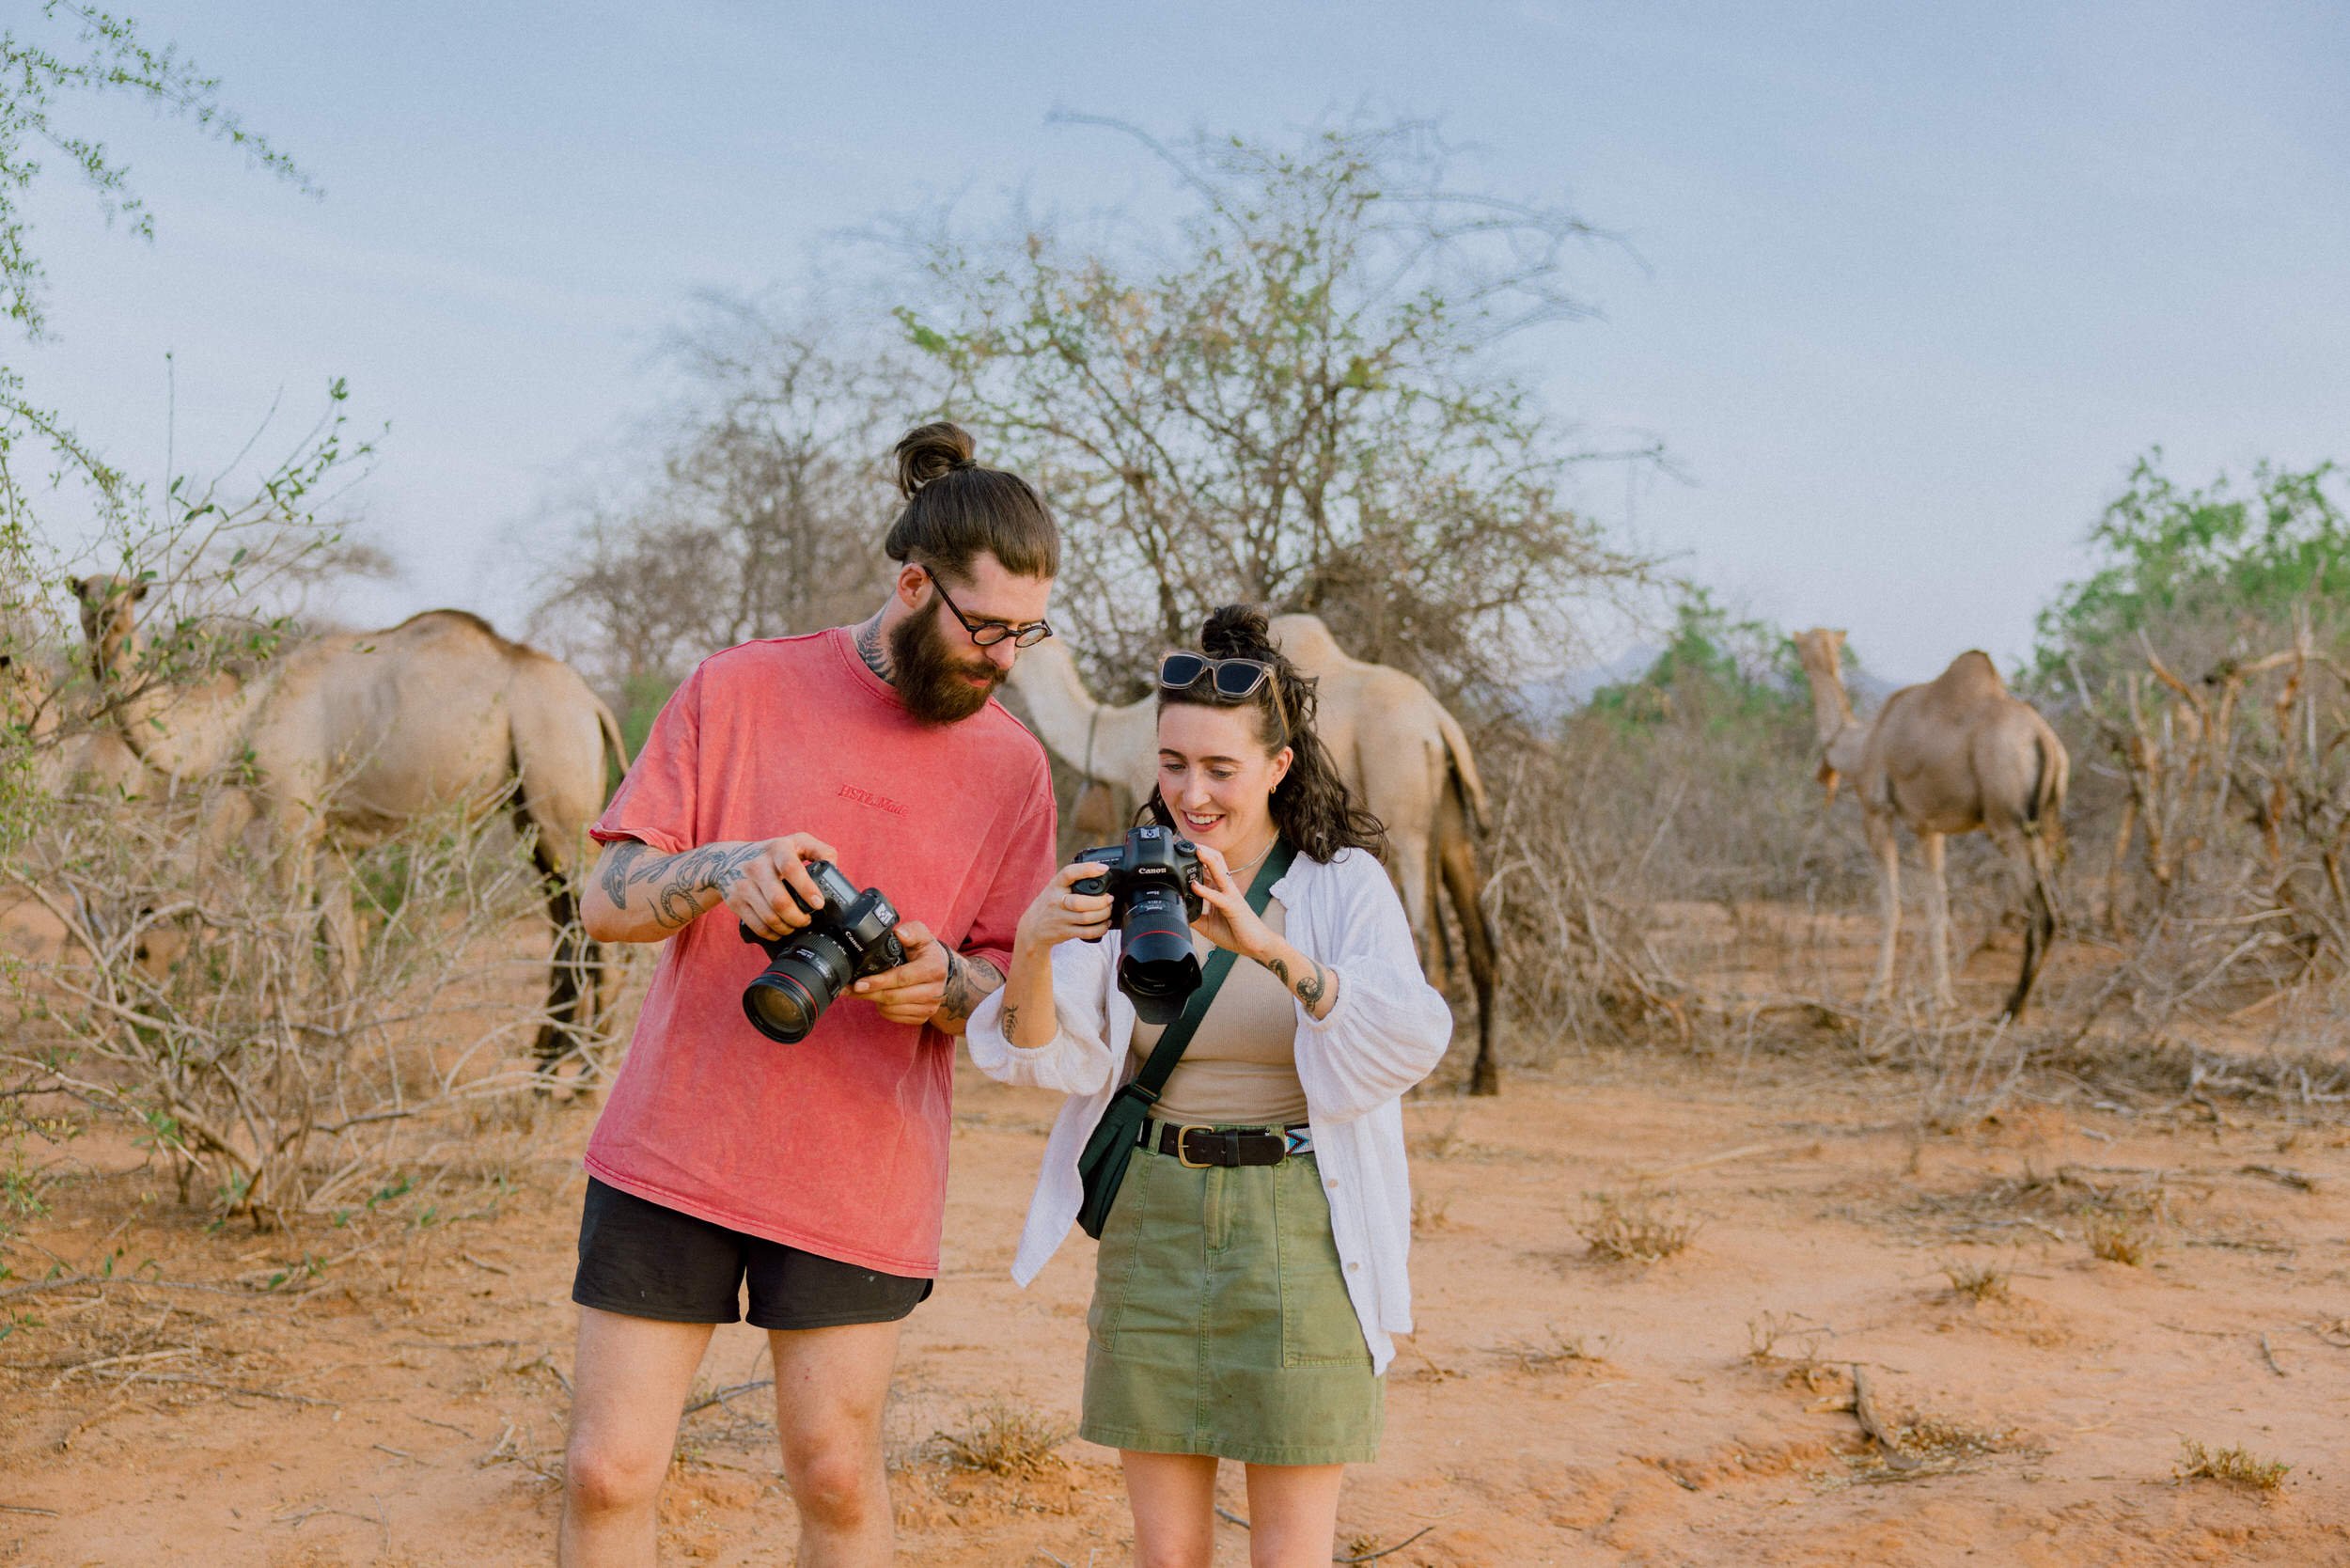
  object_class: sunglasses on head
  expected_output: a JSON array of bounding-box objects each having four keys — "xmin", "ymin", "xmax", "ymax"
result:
[{"xmin": 1158, "ymin": 651, "xmax": 1274, "ymax": 701}]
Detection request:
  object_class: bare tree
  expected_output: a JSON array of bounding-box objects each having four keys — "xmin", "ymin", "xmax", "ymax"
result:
[
  {"xmin": 896, "ymin": 115, "xmax": 1659, "ymax": 700},
  {"xmin": 532, "ymin": 295, "xmax": 913, "ymax": 698}
]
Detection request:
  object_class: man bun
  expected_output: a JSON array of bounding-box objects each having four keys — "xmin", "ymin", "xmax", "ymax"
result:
[
  {"xmin": 894, "ymin": 421, "xmax": 977, "ymax": 498},
  {"xmin": 882, "ymin": 420, "xmax": 1059, "ymax": 581}
]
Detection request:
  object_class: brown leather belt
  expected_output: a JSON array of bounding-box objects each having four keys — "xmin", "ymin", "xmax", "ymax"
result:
[{"xmin": 1138, "ymin": 1119, "xmax": 1311, "ymax": 1168}]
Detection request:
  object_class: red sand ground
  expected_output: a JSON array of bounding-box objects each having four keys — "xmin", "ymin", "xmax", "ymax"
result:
[{"xmin": 6, "ymin": 914, "xmax": 2350, "ymax": 1565}]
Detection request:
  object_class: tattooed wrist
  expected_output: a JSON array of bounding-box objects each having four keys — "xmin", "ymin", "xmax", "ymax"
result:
[{"xmin": 938, "ymin": 951, "xmax": 1004, "ymax": 1023}]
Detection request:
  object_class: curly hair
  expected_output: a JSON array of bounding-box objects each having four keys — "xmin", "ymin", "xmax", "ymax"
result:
[{"xmin": 1144, "ymin": 604, "xmax": 1387, "ymax": 865}]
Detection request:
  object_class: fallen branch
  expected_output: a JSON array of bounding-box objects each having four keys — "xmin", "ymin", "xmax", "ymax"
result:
[{"xmin": 1849, "ymin": 1366, "xmax": 1918, "ymax": 1472}]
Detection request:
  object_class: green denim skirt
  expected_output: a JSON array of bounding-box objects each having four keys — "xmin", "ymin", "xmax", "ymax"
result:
[{"xmin": 1081, "ymin": 1138, "xmax": 1383, "ymax": 1465}]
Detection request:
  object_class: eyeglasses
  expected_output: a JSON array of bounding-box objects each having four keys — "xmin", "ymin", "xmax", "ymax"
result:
[
  {"xmin": 926, "ymin": 572, "xmax": 1053, "ymax": 649},
  {"xmin": 1158, "ymin": 651, "xmax": 1274, "ymax": 701}
]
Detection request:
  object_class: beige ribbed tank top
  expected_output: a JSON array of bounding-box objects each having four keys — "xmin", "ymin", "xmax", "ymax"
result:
[{"xmin": 1128, "ymin": 898, "xmax": 1308, "ymax": 1125}]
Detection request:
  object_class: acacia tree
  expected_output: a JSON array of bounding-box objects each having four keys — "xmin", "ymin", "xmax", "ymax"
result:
[
  {"xmin": 532, "ymin": 295, "xmax": 910, "ymax": 728},
  {"xmin": 897, "ymin": 116, "xmax": 1657, "ymax": 700}
]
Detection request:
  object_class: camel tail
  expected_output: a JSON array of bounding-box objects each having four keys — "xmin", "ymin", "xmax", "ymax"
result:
[
  {"xmin": 1434, "ymin": 705, "xmax": 1491, "ymax": 835},
  {"xmin": 594, "ymin": 694, "xmax": 632, "ymax": 789}
]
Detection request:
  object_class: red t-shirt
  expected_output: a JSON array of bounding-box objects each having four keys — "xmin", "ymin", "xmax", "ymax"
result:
[{"xmin": 584, "ymin": 628, "xmax": 1057, "ymax": 1276}]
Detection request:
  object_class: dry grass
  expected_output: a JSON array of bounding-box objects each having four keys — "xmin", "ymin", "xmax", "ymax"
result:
[
  {"xmin": 926, "ymin": 1400, "xmax": 1072, "ymax": 1479},
  {"xmin": 1501, "ymin": 1325, "xmax": 1606, "ymax": 1371},
  {"xmin": 1940, "ymin": 1258, "xmax": 2013, "ymax": 1304},
  {"xmin": 2085, "ymin": 1210, "xmax": 2156, "ymax": 1266},
  {"xmin": 1410, "ymin": 1189, "xmax": 1454, "ymax": 1235},
  {"xmin": 1578, "ymin": 1187, "xmax": 1700, "ymax": 1262},
  {"xmin": 2176, "ymin": 1438, "xmax": 2291, "ymax": 1493}
]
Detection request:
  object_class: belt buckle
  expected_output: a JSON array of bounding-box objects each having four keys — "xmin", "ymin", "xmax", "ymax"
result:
[{"xmin": 1175, "ymin": 1125, "xmax": 1220, "ymax": 1168}]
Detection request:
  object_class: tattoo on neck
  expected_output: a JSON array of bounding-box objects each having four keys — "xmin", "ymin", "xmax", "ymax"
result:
[{"xmin": 854, "ymin": 617, "xmax": 895, "ymax": 685}]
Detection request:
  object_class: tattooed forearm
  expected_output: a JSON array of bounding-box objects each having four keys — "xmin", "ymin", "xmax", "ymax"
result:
[
  {"xmin": 1000, "ymin": 1003, "xmax": 1019, "ymax": 1040},
  {"xmin": 598, "ymin": 840, "xmax": 647, "ymax": 910},
  {"xmin": 601, "ymin": 840, "xmax": 767, "ymax": 929},
  {"xmin": 854, "ymin": 615, "xmax": 895, "ymax": 685},
  {"xmin": 937, "ymin": 951, "xmax": 1005, "ymax": 1023},
  {"xmin": 1261, "ymin": 949, "xmax": 1331, "ymax": 1012}
]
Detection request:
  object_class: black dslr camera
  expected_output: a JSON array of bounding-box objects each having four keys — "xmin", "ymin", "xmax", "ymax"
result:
[
  {"xmin": 738, "ymin": 861, "xmax": 906, "ymax": 1043},
  {"xmin": 1072, "ymin": 824, "xmax": 1205, "ymax": 1024}
]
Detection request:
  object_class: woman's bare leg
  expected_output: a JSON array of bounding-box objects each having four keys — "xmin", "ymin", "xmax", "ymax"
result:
[
  {"xmin": 1121, "ymin": 1450, "xmax": 1220, "ymax": 1568},
  {"xmin": 1241, "ymin": 1463, "xmax": 1346, "ymax": 1568}
]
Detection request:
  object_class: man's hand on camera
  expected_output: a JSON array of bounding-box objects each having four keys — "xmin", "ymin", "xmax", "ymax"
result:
[
  {"xmin": 853, "ymin": 919, "xmax": 948, "ymax": 1027},
  {"xmin": 727, "ymin": 833, "xmax": 839, "ymax": 941}
]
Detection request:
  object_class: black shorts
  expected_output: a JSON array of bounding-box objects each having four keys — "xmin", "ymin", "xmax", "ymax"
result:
[{"xmin": 572, "ymin": 1178, "xmax": 932, "ymax": 1331}]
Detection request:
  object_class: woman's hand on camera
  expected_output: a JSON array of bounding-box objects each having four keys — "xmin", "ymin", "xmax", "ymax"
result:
[
  {"xmin": 728, "ymin": 832, "xmax": 838, "ymax": 941},
  {"xmin": 1017, "ymin": 861, "xmax": 1114, "ymax": 949},
  {"xmin": 1190, "ymin": 844, "xmax": 1275, "ymax": 960}
]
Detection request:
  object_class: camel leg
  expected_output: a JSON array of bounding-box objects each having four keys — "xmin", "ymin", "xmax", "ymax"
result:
[
  {"xmin": 1386, "ymin": 830, "xmax": 1434, "ymax": 975},
  {"xmin": 1864, "ymin": 809, "xmax": 1901, "ymax": 1005},
  {"xmin": 1997, "ymin": 825, "xmax": 2059, "ymax": 1021},
  {"xmin": 1919, "ymin": 830, "xmax": 1953, "ymax": 1010},
  {"xmin": 318, "ymin": 855, "xmax": 362, "ymax": 1007},
  {"xmin": 1436, "ymin": 793, "xmax": 1501, "ymax": 1096}
]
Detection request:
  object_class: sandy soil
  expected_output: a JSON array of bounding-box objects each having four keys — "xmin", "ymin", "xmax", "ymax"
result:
[{"xmin": 7, "ymin": 923, "xmax": 2350, "ymax": 1566}]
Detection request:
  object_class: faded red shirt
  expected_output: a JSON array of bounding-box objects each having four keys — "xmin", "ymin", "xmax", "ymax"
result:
[{"xmin": 585, "ymin": 629, "xmax": 1056, "ymax": 1276}]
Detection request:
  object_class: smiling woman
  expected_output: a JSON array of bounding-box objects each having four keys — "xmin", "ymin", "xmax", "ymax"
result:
[{"xmin": 964, "ymin": 602, "xmax": 1452, "ymax": 1568}]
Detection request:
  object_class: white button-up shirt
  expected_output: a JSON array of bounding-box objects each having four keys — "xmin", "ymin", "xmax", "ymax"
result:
[{"xmin": 964, "ymin": 846, "xmax": 1453, "ymax": 1374}]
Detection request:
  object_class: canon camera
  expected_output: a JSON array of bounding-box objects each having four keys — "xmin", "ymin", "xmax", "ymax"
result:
[
  {"xmin": 1072, "ymin": 825, "xmax": 1205, "ymax": 1025},
  {"xmin": 738, "ymin": 861, "xmax": 906, "ymax": 1043}
]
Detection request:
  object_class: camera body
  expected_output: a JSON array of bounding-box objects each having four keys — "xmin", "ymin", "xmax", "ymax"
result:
[
  {"xmin": 738, "ymin": 860, "xmax": 906, "ymax": 1043},
  {"xmin": 1072, "ymin": 825, "xmax": 1204, "ymax": 1025}
]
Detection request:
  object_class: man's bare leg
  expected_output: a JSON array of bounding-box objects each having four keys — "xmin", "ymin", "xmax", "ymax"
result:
[
  {"xmin": 558, "ymin": 1308, "xmax": 714, "ymax": 1566},
  {"xmin": 768, "ymin": 1320, "xmax": 905, "ymax": 1568}
]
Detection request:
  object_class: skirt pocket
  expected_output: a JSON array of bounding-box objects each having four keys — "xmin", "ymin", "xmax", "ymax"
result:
[
  {"xmin": 1275, "ymin": 1155, "xmax": 1373, "ymax": 1369},
  {"xmin": 1087, "ymin": 1144, "xmax": 1158, "ymax": 1353}
]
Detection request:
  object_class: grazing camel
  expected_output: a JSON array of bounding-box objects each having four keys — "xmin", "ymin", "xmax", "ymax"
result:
[
  {"xmin": 1792, "ymin": 629, "xmax": 2068, "ymax": 1019},
  {"xmin": 74, "ymin": 577, "xmax": 630, "ymax": 1067},
  {"xmin": 1008, "ymin": 615, "xmax": 1504, "ymax": 1093}
]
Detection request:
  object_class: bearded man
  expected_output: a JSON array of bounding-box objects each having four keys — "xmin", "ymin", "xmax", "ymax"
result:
[{"xmin": 557, "ymin": 422, "xmax": 1061, "ymax": 1568}]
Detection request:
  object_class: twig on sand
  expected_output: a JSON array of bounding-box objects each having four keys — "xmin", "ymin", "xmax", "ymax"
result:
[
  {"xmin": 683, "ymin": 1378, "xmax": 774, "ymax": 1417},
  {"xmin": 0, "ymin": 1504, "xmax": 60, "ymax": 1517},
  {"xmin": 1339, "ymin": 1526, "xmax": 1438, "ymax": 1563},
  {"xmin": 1850, "ymin": 1366, "xmax": 1918, "ymax": 1472},
  {"xmin": 1637, "ymin": 1141, "xmax": 1795, "ymax": 1181},
  {"xmin": 1216, "ymin": 1506, "xmax": 1251, "ymax": 1528},
  {"xmin": 2258, "ymin": 1334, "xmax": 2288, "ymax": 1377}
]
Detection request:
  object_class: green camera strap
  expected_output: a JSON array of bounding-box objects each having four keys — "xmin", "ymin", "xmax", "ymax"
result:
[{"xmin": 1125, "ymin": 838, "xmax": 1299, "ymax": 1106}]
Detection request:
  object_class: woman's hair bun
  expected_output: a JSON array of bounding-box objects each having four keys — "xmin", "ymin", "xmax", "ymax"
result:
[
  {"xmin": 894, "ymin": 421, "xmax": 977, "ymax": 499},
  {"xmin": 1200, "ymin": 604, "xmax": 1277, "ymax": 661}
]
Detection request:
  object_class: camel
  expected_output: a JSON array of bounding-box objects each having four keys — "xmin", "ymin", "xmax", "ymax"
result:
[
  {"xmin": 1008, "ymin": 614, "xmax": 1504, "ymax": 1093},
  {"xmin": 1792, "ymin": 629, "xmax": 2068, "ymax": 1020},
  {"xmin": 2, "ymin": 650, "xmax": 146, "ymax": 800},
  {"xmin": 73, "ymin": 577, "xmax": 630, "ymax": 1067}
]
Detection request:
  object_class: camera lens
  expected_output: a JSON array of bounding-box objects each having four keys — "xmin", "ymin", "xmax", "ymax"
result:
[
  {"xmin": 1117, "ymin": 885, "xmax": 1201, "ymax": 1025},
  {"xmin": 743, "ymin": 933, "xmax": 855, "ymax": 1043}
]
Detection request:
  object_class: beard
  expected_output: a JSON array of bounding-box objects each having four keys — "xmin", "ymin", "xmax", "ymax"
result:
[{"xmin": 888, "ymin": 605, "xmax": 1004, "ymax": 725}]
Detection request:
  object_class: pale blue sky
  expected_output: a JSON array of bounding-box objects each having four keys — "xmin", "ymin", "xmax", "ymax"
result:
[{"xmin": 18, "ymin": 1, "xmax": 2348, "ymax": 680}]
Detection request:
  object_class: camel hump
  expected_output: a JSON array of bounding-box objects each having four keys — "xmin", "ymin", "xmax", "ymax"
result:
[
  {"xmin": 385, "ymin": 607, "xmax": 520, "ymax": 651},
  {"xmin": 1267, "ymin": 614, "xmax": 1362, "ymax": 672},
  {"xmin": 1933, "ymin": 650, "xmax": 2008, "ymax": 698}
]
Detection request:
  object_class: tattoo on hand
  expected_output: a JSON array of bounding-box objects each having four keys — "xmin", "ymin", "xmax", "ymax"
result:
[{"xmin": 854, "ymin": 616, "xmax": 895, "ymax": 685}]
